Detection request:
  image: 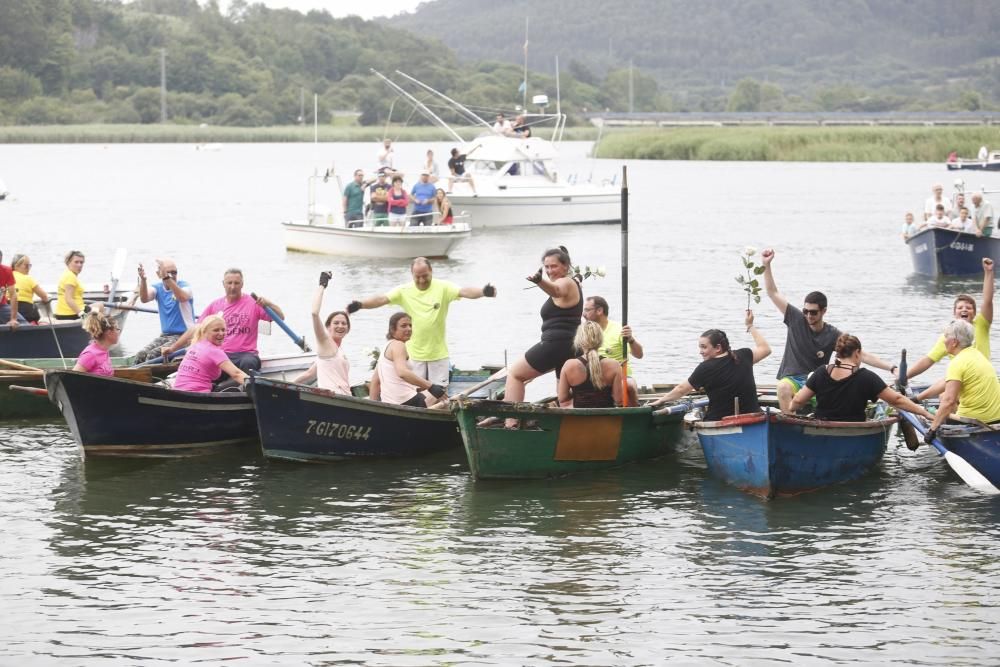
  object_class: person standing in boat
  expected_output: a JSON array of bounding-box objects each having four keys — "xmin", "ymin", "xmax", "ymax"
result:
[
  {"xmin": 786, "ymin": 334, "xmax": 933, "ymax": 422},
  {"xmin": 346, "ymin": 257, "xmax": 495, "ymax": 388},
  {"xmin": 906, "ymin": 258, "xmax": 993, "ymax": 399},
  {"xmin": 54, "ymin": 250, "xmax": 87, "ymax": 321},
  {"xmin": 10, "ymin": 254, "xmax": 48, "ymax": 324},
  {"xmin": 0, "ymin": 249, "xmax": 26, "ymax": 329},
  {"xmin": 343, "ymin": 169, "xmax": 368, "ymax": 229},
  {"xmin": 501, "ymin": 247, "xmax": 583, "ymax": 423},
  {"xmin": 377, "ymin": 138, "xmax": 395, "ymax": 176},
  {"xmin": 447, "ymin": 148, "xmax": 477, "ymax": 195},
  {"xmin": 583, "ymin": 295, "xmax": 644, "ymax": 406},
  {"xmin": 970, "ymin": 192, "xmax": 994, "ymax": 238},
  {"xmin": 924, "ymin": 184, "xmax": 952, "ymax": 222},
  {"xmin": 73, "ymin": 308, "xmax": 118, "ymax": 377},
  {"xmin": 761, "ymin": 248, "xmax": 896, "ymax": 412},
  {"xmin": 369, "ymin": 172, "xmax": 390, "ymax": 227},
  {"xmin": 434, "ymin": 189, "xmax": 453, "ymax": 225},
  {"xmin": 133, "ymin": 258, "xmax": 195, "ymax": 364},
  {"xmin": 557, "ymin": 321, "xmax": 622, "ymax": 408},
  {"xmin": 410, "ymin": 171, "xmax": 437, "ymax": 226},
  {"xmin": 162, "ymin": 268, "xmax": 282, "ymax": 375},
  {"xmin": 924, "ymin": 319, "xmax": 1000, "ymax": 443},
  {"xmin": 172, "ymin": 314, "xmax": 249, "ymax": 393},
  {"xmin": 387, "ymin": 175, "xmax": 410, "ymax": 227},
  {"xmin": 369, "ymin": 312, "xmax": 446, "ymax": 408},
  {"xmin": 424, "ymin": 150, "xmax": 440, "ymax": 183},
  {"xmin": 650, "ymin": 310, "xmax": 771, "ymax": 419},
  {"xmin": 292, "ymin": 271, "xmax": 352, "ymax": 395}
]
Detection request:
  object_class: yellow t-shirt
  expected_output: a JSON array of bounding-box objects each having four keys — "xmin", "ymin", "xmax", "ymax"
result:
[
  {"xmin": 927, "ymin": 312, "xmax": 990, "ymax": 362},
  {"xmin": 946, "ymin": 346, "xmax": 1000, "ymax": 423},
  {"xmin": 55, "ymin": 269, "xmax": 84, "ymax": 316},
  {"xmin": 13, "ymin": 271, "xmax": 37, "ymax": 304},
  {"xmin": 387, "ymin": 279, "xmax": 460, "ymax": 362},
  {"xmin": 599, "ymin": 319, "xmax": 633, "ymax": 377}
]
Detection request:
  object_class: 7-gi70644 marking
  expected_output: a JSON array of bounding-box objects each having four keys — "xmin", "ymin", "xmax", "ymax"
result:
[{"xmin": 306, "ymin": 420, "xmax": 372, "ymax": 440}]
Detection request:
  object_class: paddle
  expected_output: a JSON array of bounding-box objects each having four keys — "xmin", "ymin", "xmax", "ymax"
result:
[
  {"xmin": 618, "ymin": 165, "xmax": 632, "ymax": 407},
  {"xmin": 9, "ymin": 385, "xmax": 48, "ymax": 398},
  {"xmin": 99, "ymin": 303, "xmax": 159, "ymax": 315},
  {"xmin": 0, "ymin": 359, "xmax": 42, "ymax": 372},
  {"xmin": 250, "ymin": 292, "xmax": 311, "ymax": 352},
  {"xmin": 450, "ymin": 366, "xmax": 508, "ymax": 400},
  {"xmin": 136, "ymin": 347, "xmax": 187, "ymax": 366},
  {"xmin": 898, "ymin": 409, "xmax": 999, "ymax": 494},
  {"xmin": 896, "ymin": 349, "xmax": 908, "ymax": 392},
  {"xmin": 652, "ymin": 397, "xmax": 710, "ymax": 416},
  {"xmin": 105, "ymin": 248, "xmax": 127, "ymax": 308}
]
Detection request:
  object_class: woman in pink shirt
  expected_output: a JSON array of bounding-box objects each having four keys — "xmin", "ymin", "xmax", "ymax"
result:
[
  {"xmin": 293, "ymin": 271, "xmax": 351, "ymax": 394},
  {"xmin": 73, "ymin": 310, "xmax": 119, "ymax": 376},
  {"xmin": 370, "ymin": 312, "xmax": 446, "ymax": 408},
  {"xmin": 172, "ymin": 314, "xmax": 249, "ymax": 393}
]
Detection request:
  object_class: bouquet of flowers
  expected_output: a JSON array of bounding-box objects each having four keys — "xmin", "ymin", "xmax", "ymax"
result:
[
  {"xmin": 572, "ymin": 265, "xmax": 607, "ymax": 282},
  {"xmin": 735, "ymin": 247, "xmax": 764, "ymax": 309},
  {"xmin": 367, "ymin": 346, "xmax": 380, "ymax": 371}
]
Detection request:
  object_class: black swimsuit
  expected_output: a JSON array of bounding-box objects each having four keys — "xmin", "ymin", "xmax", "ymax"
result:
[
  {"xmin": 524, "ymin": 281, "xmax": 583, "ymax": 378},
  {"xmin": 570, "ymin": 356, "xmax": 615, "ymax": 408}
]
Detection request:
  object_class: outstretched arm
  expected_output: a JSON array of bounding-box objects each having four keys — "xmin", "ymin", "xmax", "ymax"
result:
[
  {"xmin": 982, "ymin": 258, "xmax": 994, "ymax": 324},
  {"xmin": 458, "ymin": 283, "xmax": 497, "ymax": 299},
  {"xmin": 347, "ymin": 294, "xmax": 390, "ymax": 313},
  {"xmin": 621, "ymin": 325, "xmax": 644, "ymax": 359},
  {"xmin": 760, "ymin": 248, "xmax": 789, "ymax": 315},
  {"xmin": 860, "ymin": 351, "xmax": 896, "ymax": 373},
  {"xmin": 746, "ymin": 310, "xmax": 771, "ymax": 363},
  {"xmin": 906, "ymin": 355, "xmax": 934, "ymax": 380},
  {"xmin": 650, "ymin": 380, "xmax": 695, "ymax": 407},
  {"xmin": 929, "ymin": 380, "xmax": 961, "ymax": 431},
  {"xmin": 878, "ymin": 386, "xmax": 933, "ymax": 420}
]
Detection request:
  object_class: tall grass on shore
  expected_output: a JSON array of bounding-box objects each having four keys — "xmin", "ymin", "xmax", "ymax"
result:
[
  {"xmin": 0, "ymin": 124, "xmax": 600, "ymax": 144},
  {"xmin": 594, "ymin": 126, "xmax": 1000, "ymax": 162}
]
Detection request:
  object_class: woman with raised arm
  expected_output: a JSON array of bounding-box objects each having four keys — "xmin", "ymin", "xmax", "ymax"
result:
[
  {"xmin": 557, "ymin": 321, "xmax": 622, "ymax": 408},
  {"xmin": 650, "ymin": 310, "xmax": 771, "ymax": 420},
  {"xmin": 292, "ymin": 271, "xmax": 352, "ymax": 394}
]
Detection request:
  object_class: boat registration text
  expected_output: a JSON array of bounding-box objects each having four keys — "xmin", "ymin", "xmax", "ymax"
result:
[{"xmin": 305, "ymin": 420, "xmax": 372, "ymax": 440}]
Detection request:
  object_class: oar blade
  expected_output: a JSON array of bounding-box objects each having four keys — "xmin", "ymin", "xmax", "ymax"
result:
[{"xmin": 943, "ymin": 451, "xmax": 1000, "ymax": 494}]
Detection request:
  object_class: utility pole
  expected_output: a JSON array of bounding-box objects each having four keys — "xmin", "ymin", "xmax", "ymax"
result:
[{"xmin": 159, "ymin": 49, "xmax": 167, "ymax": 123}]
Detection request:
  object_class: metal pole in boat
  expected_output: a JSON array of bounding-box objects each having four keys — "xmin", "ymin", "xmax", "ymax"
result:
[{"xmin": 620, "ymin": 165, "xmax": 630, "ymax": 405}]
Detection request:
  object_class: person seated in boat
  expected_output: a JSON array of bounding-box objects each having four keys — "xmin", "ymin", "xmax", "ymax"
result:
[
  {"xmin": 557, "ymin": 321, "xmax": 622, "ymax": 408},
  {"xmin": 172, "ymin": 314, "xmax": 250, "ymax": 393},
  {"xmin": 950, "ymin": 193, "xmax": 967, "ymax": 221},
  {"xmin": 955, "ymin": 206, "xmax": 978, "ymax": 233},
  {"xmin": 786, "ymin": 334, "xmax": 933, "ymax": 422},
  {"xmin": 347, "ymin": 257, "xmax": 495, "ymax": 388},
  {"xmin": 387, "ymin": 175, "xmax": 410, "ymax": 227},
  {"xmin": 343, "ymin": 169, "xmax": 369, "ymax": 229},
  {"xmin": 54, "ymin": 250, "xmax": 86, "ymax": 321},
  {"xmin": 133, "ymin": 258, "xmax": 195, "ymax": 364},
  {"xmin": 447, "ymin": 148, "xmax": 477, "ymax": 195},
  {"xmin": 10, "ymin": 254, "xmax": 48, "ymax": 324},
  {"xmin": 583, "ymin": 295, "xmax": 644, "ymax": 406},
  {"xmin": 970, "ymin": 192, "xmax": 994, "ymax": 237},
  {"xmin": 979, "ymin": 145, "xmax": 989, "ymax": 161},
  {"xmin": 162, "ymin": 268, "xmax": 282, "ymax": 375},
  {"xmin": 369, "ymin": 172, "xmax": 390, "ymax": 227},
  {"xmin": 424, "ymin": 149, "xmax": 440, "ymax": 183},
  {"xmin": 929, "ymin": 204, "xmax": 951, "ymax": 228},
  {"xmin": 72, "ymin": 307, "xmax": 118, "ymax": 377},
  {"xmin": 0, "ymin": 248, "xmax": 27, "ymax": 329},
  {"xmin": 410, "ymin": 171, "xmax": 437, "ymax": 226},
  {"xmin": 761, "ymin": 248, "xmax": 897, "ymax": 412},
  {"xmin": 376, "ymin": 138, "xmax": 395, "ymax": 176},
  {"xmin": 924, "ymin": 184, "xmax": 952, "ymax": 222},
  {"xmin": 492, "ymin": 112, "xmax": 512, "ymax": 134},
  {"xmin": 369, "ymin": 312, "xmax": 446, "ymax": 408},
  {"xmin": 434, "ymin": 189, "xmax": 453, "ymax": 225},
  {"xmin": 906, "ymin": 258, "xmax": 993, "ymax": 399},
  {"xmin": 901, "ymin": 212, "xmax": 922, "ymax": 239},
  {"xmin": 511, "ymin": 114, "xmax": 531, "ymax": 138},
  {"xmin": 924, "ymin": 319, "xmax": 1000, "ymax": 443},
  {"xmin": 649, "ymin": 310, "xmax": 771, "ymax": 420},
  {"xmin": 947, "ymin": 151, "xmax": 958, "ymax": 163},
  {"xmin": 292, "ymin": 271, "xmax": 351, "ymax": 395}
]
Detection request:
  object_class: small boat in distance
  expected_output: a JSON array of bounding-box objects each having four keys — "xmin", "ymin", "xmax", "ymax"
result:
[
  {"xmin": 946, "ymin": 149, "xmax": 1000, "ymax": 171},
  {"xmin": 905, "ymin": 226, "xmax": 1000, "ymax": 277}
]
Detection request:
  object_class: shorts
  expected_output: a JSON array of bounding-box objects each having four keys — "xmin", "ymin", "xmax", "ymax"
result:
[
  {"xmin": 410, "ymin": 212, "xmax": 433, "ymax": 226},
  {"xmin": 346, "ymin": 212, "xmax": 364, "ymax": 228},
  {"xmin": 372, "ymin": 211, "xmax": 389, "ymax": 227},
  {"xmin": 402, "ymin": 393, "xmax": 427, "ymax": 408},
  {"xmin": 780, "ymin": 374, "xmax": 816, "ymax": 407},
  {"xmin": 409, "ymin": 358, "xmax": 450, "ymax": 385},
  {"xmin": 389, "ymin": 212, "xmax": 407, "ymax": 226},
  {"xmin": 524, "ymin": 338, "xmax": 575, "ymax": 378}
]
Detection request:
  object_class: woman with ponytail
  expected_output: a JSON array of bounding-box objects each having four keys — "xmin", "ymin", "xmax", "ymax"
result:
[
  {"xmin": 651, "ymin": 310, "xmax": 771, "ymax": 420},
  {"xmin": 72, "ymin": 308, "xmax": 119, "ymax": 376},
  {"xmin": 557, "ymin": 321, "xmax": 622, "ymax": 408}
]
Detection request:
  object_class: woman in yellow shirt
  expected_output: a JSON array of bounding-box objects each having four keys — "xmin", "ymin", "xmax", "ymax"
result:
[
  {"xmin": 11, "ymin": 254, "xmax": 49, "ymax": 323},
  {"xmin": 55, "ymin": 250, "xmax": 86, "ymax": 320}
]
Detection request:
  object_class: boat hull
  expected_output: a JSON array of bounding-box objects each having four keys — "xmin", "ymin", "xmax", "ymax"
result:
[
  {"xmin": 694, "ymin": 410, "xmax": 895, "ymax": 498},
  {"xmin": 283, "ymin": 222, "xmax": 471, "ymax": 258},
  {"xmin": 448, "ymin": 191, "xmax": 620, "ymax": 228},
  {"xmin": 0, "ymin": 310, "xmax": 128, "ymax": 358},
  {"xmin": 897, "ymin": 410, "xmax": 1000, "ymax": 491},
  {"xmin": 946, "ymin": 161, "xmax": 1000, "ymax": 171},
  {"xmin": 252, "ymin": 377, "xmax": 463, "ymax": 462},
  {"xmin": 452, "ymin": 400, "xmax": 687, "ymax": 479},
  {"xmin": 46, "ymin": 370, "xmax": 259, "ymax": 458},
  {"xmin": 906, "ymin": 226, "xmax": 1000, "ymax": 277}
]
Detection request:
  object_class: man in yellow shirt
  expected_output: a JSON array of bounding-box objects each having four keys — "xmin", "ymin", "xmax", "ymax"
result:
[
  {"xmin": 909, "ymin": 258, "xmax": 993, "ymax": 399},
  {"xmin": 583, "ymin": 295, "xmax": 644, "ymax": 404},
  {"xmin": 347, "ymin": 257, "xmax": 496, "ymax": 386},
  {"xmin": 925, "ymin": 319, "xmax": 1000, "ymax": 442}
]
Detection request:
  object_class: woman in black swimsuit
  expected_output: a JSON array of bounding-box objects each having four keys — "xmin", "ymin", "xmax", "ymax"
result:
[
  {"xmin": 557, "ymin": 321, "xmax": 622, "ymax": 408},
  {"xmin": 503, "ymin": 246, "xmax": 583, "ymax": 411}
]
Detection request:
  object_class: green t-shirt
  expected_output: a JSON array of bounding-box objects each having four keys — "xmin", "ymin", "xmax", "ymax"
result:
[
  {"xmin": 598, "ymin": 319, "xmax": 633, "ymax": 377},
  {"xmin": 927, "ymin": 313, "xmax": 991, "ymax": 362},
  {"xmin": 343, "ymin": 181, "xmax": 365, "ymax": 216},
  {"xmin": 387, "ymin": 279, "xmax": 461, "ymax": 361}
]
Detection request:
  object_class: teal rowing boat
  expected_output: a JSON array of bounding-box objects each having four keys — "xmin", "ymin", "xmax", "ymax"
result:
[{"xmin": 451, "ymin": 399, "xmax": 694, "ymax": 480}]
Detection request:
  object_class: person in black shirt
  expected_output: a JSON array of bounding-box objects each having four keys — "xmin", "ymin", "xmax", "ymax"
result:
[
  {"xmin": 446, "ymin": 147, "xmax": 478, "ymax": 195},
  {"xmin": 650, "ymin": 310, "xmax": 771, "ymax": 420},
  {"xmin": 787, "ymin": 333, "xmax": 933, "ymax": 422}
]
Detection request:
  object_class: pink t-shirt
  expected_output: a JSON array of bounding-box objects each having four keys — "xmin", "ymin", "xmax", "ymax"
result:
[
  {"xmin": 76, "ymin": 342, "xmax": 114, "ymax": 377},
  {"xmin": 173, "ymin": 339, "xmax": 230, "ymax": 392},
  {"xmin": 199, "ymin": 295, "xmax": 271, "ymax": 355}
]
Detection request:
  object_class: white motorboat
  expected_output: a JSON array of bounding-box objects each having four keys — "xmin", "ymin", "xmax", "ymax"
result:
[
  {"xmin": 373, "ymin": 70, "xmax": 621, "ymax": 229},
  {"xmin": 283, "ymin": 171, "xmax": 471, "ymax": 259}
]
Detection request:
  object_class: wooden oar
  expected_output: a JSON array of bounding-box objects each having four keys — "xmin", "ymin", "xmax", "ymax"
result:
[
  {"xmin": 619, "ymin": 165, "xmax": 631, "ymax": 406},
  {"xmin": 9, "ymin": 385, "xmax": 48, "ymax": 398},
  {"xmin": 450, "ymin": 367, "xmax": 508, "ymax": 400},
  {"xmin": 98, "ymin": 303, "xmax": 159, "ymax": 315},
  {"xmin": 896, "ymin": 349, "xmax": 908, "ymax": 392},
  {"xmin": 652, "ymin": 397, "xmax": 710, "ymax": 416},
  {"xmin": 136, "ymin": 348, "xmax": 187, "ymax": 366},
  {"xmin": 250, "ymin": 292, "xmax": 310, "ymax": 352},
  {"xmin": 0, "ymin": 359, "xmax": 42, "ymax": 372},
  {"xmin": 897, "ymin": 409, "xmax": 999, "ymax": 494}
]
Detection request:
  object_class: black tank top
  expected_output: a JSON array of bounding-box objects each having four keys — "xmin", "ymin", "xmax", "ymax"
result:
[
  {"xmin": 571, "ymin": 355, "xmax": 615, "ymax": 408},
  {"xmin": 540, "ymin": 280, "xmax": 583, "ymax": 341}
]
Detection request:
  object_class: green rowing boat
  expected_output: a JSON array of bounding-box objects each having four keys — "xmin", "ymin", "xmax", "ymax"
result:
[{"xmin": 451, "ymin": 399, "xmax": 694, "ymax": 480}]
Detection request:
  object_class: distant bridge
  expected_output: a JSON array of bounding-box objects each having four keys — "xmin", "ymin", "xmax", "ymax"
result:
[{"xmin": 585, "ymin": 111, "xmax": 1000, "ymax": 127}]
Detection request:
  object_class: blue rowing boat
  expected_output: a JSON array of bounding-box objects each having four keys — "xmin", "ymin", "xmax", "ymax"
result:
[
  {"xmin": 693, "ymin": 409, "xmax": 897, "ymax": 499},
  {"xmin": 897, "ymin": 410, "xmax": 1000, "ymax": 494},
  {"xmin": 905, "ymin": 226, "xmax": 1000, "ymax": 277}
]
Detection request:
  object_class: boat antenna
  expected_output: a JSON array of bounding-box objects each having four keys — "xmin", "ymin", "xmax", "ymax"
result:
[
  {"xmin": 370, "ymin": 69, "xmax": 463, "ymax": 143},
  {"xmin": 394, "ymin": 70, "xmax": 492, "ymax": 130}
]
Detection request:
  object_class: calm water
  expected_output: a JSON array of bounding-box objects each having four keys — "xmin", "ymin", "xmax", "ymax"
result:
[{"xmin": 1, "ymin": 143, "xmax": 998, "ymax": 664}]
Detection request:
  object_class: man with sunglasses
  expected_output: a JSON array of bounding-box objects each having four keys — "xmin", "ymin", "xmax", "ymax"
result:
[
  {"xmin": 133, "ymin": 258, "xmax": 195, "ymax": 363},
  {"xmin": 761, "ymin": 248, "xmax": 896, "ymax": 412}
]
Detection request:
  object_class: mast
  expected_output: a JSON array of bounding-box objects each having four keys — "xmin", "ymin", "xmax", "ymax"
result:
[{"xmin": 522, "ymin": 17, "xmax": 529, "ymax": 110}]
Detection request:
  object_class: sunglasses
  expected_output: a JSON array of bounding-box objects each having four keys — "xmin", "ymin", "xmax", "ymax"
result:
[{"xmin": 802, "ymin": 308, "xmax": 822, "ymax": 316}]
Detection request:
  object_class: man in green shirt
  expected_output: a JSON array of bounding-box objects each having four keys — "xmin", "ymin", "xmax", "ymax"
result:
[
  {"xmin": 347, "ymin": 257, "xmax": 496, "ymax": 386},
  {"xmin": 342, "ymin": 169, "xmax": 368, "ymax": 228},
  {"xmin": 583, "ymin": 295, "xmax": 644, "ymax": 404}
]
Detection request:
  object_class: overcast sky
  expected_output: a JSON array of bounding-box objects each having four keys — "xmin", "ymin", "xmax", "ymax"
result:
[{"xmin": 236, "ymin": 0, "xmax": 424, "ymax": 20}]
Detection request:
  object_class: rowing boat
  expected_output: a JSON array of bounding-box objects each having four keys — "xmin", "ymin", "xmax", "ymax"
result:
[
  {"xmin": 0, "ymin": 309, "xmax": 128, "ymax": 358},
  {"xmin": 897, "ymin": 409, "xmax": 1000, "ymax": 493},
  {"xmin": 693, "ymin": 408, "xmax": 897, "ymax": 499},
  {"xmin": 451, "ymin": 399, "xmax": 695, "ymax": 480}
]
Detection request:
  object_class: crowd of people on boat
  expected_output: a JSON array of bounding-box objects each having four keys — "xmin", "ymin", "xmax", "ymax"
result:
[{"xmin": 902, "ymin": 182, "xmax": 995, "ymax": 239}]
